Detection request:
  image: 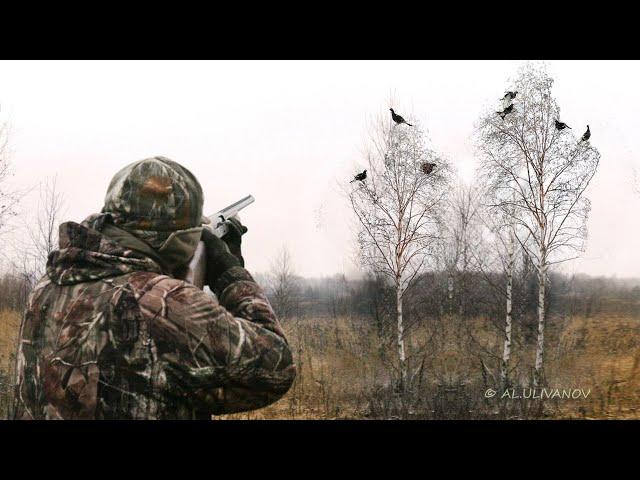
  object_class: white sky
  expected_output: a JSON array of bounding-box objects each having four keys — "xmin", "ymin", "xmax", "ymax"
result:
[{"xmin": 0, "ymin": 60, "xmax": 638, "ymax": 278}]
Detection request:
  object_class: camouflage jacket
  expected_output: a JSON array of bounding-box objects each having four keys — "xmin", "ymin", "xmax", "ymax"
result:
[{"xmin": 13, "ymin": 221, "xmax": 295, "ymax": 420}]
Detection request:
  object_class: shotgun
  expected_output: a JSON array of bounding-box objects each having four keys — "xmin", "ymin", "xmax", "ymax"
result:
[{"xmin": 183, "ymin": 194, "xmax": 255, "ymax": 289}]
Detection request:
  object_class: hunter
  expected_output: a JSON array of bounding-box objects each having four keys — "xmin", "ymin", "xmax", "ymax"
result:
[{"xmin": 14, "ymin": 156, "xmax": 295, "ymax": 419}]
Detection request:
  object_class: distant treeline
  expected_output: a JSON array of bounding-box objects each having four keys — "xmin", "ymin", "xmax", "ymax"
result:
[
  {"xmin": 255, "ymin": 270, "xmax": 640, "ymax": 323},
  {"xmin": 2, "ymin": 269, "xmax": 639, "ymax": 321}
]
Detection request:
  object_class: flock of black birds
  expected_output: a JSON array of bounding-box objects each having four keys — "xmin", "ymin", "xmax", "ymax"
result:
[
  {"xmin": 554, "ymin": 120, "xmax": 590, "ymax": 141},
  {"xmin": 553, "ymin": 120, "xmax": 591, "ymax": 142},
  {"xmin": 350, "ymin": 108, "xmax": 434, "ymax": 184},
  {"xmin": 350, "ymin": 97, "xmax": 592, "ymax": 184},
  {"xmin": 497, "ymin": 90, "xmax": 592, "ymax": 143}
]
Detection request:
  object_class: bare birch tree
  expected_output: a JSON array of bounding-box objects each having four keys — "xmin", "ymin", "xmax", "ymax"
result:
[
  {"xmin": 0, "ymin": 121, "xmax": 19, "ymax": 237},
  {"xmin": 6, "ymin": 176, "xmax": 66, "ymax": 296},
  {"xmin": 442, "ymin": 180, "xmax": 527, "ymax": 392},
  {"xmin": 269, "ymin": 245, "xmax": 299, "ymax": 320},
  {"xmin": 348, "ymin": 110, "xmax": 451, "ymax": 390},
  {"xmin": 29, "ymin": 176, "xmax": 65, "ymax": 277},
  {"xmin": 472, "ymin": 196, "xmax": 529, "ymax": 390},
  {"xmin": 441, "ymin": 182, "xmax": 483, "ymax": 317},
  {"xmin": 476, "ymin": 63, "xmax": 601, "ymax": 387}
]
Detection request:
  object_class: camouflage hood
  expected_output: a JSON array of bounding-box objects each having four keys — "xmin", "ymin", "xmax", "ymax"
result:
[
  {"xmin": 47, "ymin": 216, "xmax": 162, "ymax": 286},
  {"xmin": 46, "ymin": 156, "xmax": 209, "ymax": 285},
  {"xmin": 102, "ymin": 156, "xmax": 207, "ymax": 236}
]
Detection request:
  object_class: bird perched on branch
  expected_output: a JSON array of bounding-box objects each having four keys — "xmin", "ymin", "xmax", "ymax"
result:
[
  {"xmin": 502, "ymin": 91, "xmax": 517, "ymax": 101},
  {"xmin": 501, "ymin": 91, "xmax": 517, "ymax": 108},
  {"xmin": 350, "ymin": 170, "xmax": 367, "ymax": 183},
  {"xmin": 421, "ymin": 162, "xmax": 436, "ymax": 175},
  {"xmin": 390, "ymin": 108, "xmax": 413, "ymax": 127},
  {"xmin": 496, "ymin": 103, "xmax": 514, "ymax": 119},
  {"xmin": 580, "ymin": 125, "xmax": 591, "ymax": 142},
  {"xmin": 555, "ymin": 119, "xmax": 571, "ymax": 130}
]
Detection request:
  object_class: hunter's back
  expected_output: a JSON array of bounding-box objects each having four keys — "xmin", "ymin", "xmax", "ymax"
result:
[
  {"xmin": 14, "ymin": 156, "xmax": 295, "ymax": 420},
  {"xmin": 14, "ymin": 220, "xmax": 295, "ymax": 420},
  {"xmin": 15, "ymin": 270, "xmax": 186, "ymax": 420}
]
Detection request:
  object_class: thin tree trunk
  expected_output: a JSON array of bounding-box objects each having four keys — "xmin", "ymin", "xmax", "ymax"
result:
[
  {"xmin": 534, "ymin": 260, "xmax": 547, "ymax": 388},
  {"xmin": 396, "ymin": 284, "xmax": 407, "ymax": 391},
  {"xmin": 501, "ymin": 227, "xmax": 515, "ymax": 390}
]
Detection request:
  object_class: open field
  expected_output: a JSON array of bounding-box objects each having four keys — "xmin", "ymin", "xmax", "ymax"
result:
[
  {"xmin": 0, "ymin": 310, "xmax": 20, "ymax": 418},
  {"xmin": 549, "ymin": 314, "xmax": 640, "ymax": 419},
  {"xmin": 2, "ymin": 307, "xmax": 638, "ymax": 420},
  {"xmin": 219, "ymin": 311, "xmax": 640, "ymax": 420}
]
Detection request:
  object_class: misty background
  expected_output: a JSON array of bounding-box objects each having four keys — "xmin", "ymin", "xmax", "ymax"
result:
[{"xmin": 0, "ymin": 60, "xmax": 638, "ymax": 279}]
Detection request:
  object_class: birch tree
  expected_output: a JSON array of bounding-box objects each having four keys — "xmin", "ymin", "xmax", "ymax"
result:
[
  {"xmin": 476, "ymin": 63, "xmax": 601, "ymax": 387},
  {"xmin": 27, "ymin": 176, "xmax": 66, "ymax": 281},
  {"xmin": 497, "ymin": 212, "xmax": 517, "ymax": 390},
  {"xmin": 4, "ymin": 176, "xmax": 67, "ymax": 294},
  {"xmin": 441, "ymin": 182, "xmax": 483, "ymax": 317},
  {"xmin": 348, "ymin": 110, "xmax": 451, "ymax": 390},
  {"xmin": 0, "ymin": 121, "xmax": 18, "ymax": 237},
  {"xmin": 473, "ymin": 197, "xmax": 528, "ymax": 390},
  {"xmin": 268, "ymin": 245, "xmax": 299, "ymax": 320}
]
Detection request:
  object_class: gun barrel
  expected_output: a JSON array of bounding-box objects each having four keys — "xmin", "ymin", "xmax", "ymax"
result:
[{"xmin": 207, "ymin": 195, "xmax": 255, "ymax": 224}]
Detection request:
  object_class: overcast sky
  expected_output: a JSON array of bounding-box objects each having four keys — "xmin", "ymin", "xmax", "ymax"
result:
[{"xmin": 0, "ymin": 60, "xmax": 638, "ymax": 278}]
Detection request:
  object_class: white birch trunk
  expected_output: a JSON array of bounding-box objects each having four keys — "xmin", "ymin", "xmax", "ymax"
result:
[
  {"xmin": 534, "ymin": 183, "xmax": 548, "ymax": 389},
  {"xmin": 500, "ymin": 227, "xmax": 515, "ymax": 390},
  {"xmin": 534, "ymin": 257, "xmax": 547, "ymax": 388},
  {"xmin": 396, "ymin": 284, "xmax": 407, "ymax": 391}
]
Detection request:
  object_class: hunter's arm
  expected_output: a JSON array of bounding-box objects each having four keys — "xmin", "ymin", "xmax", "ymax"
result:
[{"xmin": 138, "ymin": 267, "xmax": 296, "ymax": 414}]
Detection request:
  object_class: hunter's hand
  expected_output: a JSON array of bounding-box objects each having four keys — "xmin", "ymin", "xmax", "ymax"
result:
[
  {"xmin": 201, "ymin": 228, "xmax": 242, "ymax": 288},
  {"xmin": 222, "ymin": 216, "xmax": 247, "ymax": 266}
]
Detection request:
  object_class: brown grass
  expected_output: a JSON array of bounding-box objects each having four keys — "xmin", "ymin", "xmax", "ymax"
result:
[
  {"xmin": 1, "ymin": 306, "xmax": 638, "ymax": 420},
  {"xmin": 0, "ymin": 310, "xmax": 21, "ymax": 418},
  {"xmin": 220, "ymin": 313, "xmax": 640, "ymax": 420},
  {"xmin": 218, "ymin": 317, "xmax": 388, "ymax": 420},
  {"xmin": 548, "ymin": 315, "xmax": 640, "ymax": 419},
  {"xmin": 0, "ymin": 310, "xmax": 20, "ymax": 372}
]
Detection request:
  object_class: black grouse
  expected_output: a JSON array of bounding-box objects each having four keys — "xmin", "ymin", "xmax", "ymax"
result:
[
  {"xmin": 501, "ymin": 91, "xmax": 517, "ymax": 102},
  {"xmin": 421, "ymin": 162, "xmax": 437, "ymax": 175},
  {"xmin": 580, "ymin": 125, "xmax": 591, "ymax": 142},
  {"xmin": 390, "ymin": 108, "xmax": 413, "ymax": 127},
  {"xmin": 496, "ymin": 104, "xmax": 514, "ymax": 119},
  {"xmin": 555, "ymin": 119, "xmax": 571, "ymax": 130},
  {"xmin": 351, "ymin": 170, "xmax": 367, "ymax": 183}
]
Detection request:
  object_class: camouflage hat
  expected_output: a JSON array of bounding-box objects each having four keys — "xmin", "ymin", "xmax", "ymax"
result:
[{"xmin": 103, "ymin": 156, "xmax": 206, "ymax": 232}]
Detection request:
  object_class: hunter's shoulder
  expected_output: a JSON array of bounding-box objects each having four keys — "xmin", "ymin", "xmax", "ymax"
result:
[
  {"xmin": 126, "ymin": 267, "xmax": 269, "ymax": 313},
  {"xmin": 127, "ymin": 271, "xmax": 189, "ymax": 296},
  {"xmin": 126, "ymin": 271, "xmax": 215, "ymax": 310}
]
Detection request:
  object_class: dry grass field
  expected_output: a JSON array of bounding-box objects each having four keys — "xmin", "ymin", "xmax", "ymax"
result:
[
  {"xmin": 0, "ymin": 310, "xmax": 20, "ymax": 366},
  {"xmin": 0, "ymin": 310, "xmax": 21, "ymax": 418},
  {"xmin": 549, "ymin": 314, "xmax": 640, "ymax": 419},
  {"xmin": 1, "ymin": 307, "xmax": 638, "ymax": 420},
  {"xmin": 220, "ymin": 312, "xmax": 640, "ymax": 420}
]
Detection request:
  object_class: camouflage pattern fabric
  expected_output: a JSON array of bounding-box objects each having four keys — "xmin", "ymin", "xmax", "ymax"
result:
[
  {"xmin": 103, "ymin": 156, "xmax": 209, "ymax": 246},
  {"xmin": 13, "ymin": 219, "xmax": 295, "ymax": 419}
]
